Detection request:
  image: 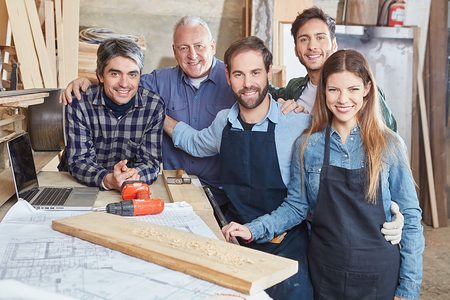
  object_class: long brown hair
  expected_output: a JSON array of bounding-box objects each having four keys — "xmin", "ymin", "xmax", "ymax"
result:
[{"xmin": 301, "ymin": 49, "xmax": 389, "ymax": 202}]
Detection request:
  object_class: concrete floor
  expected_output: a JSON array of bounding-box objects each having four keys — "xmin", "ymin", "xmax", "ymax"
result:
[{"xmin": 420, "ymin": 126, "xmax": 450, "ymax": 299}]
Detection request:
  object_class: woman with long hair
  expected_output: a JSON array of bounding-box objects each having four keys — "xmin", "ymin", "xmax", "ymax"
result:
[{"xmin": 223, "ymin": 49, "xmax": 424, "ymax": 300}]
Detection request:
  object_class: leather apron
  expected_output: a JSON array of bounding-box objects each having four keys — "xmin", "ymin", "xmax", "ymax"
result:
[
  {"xmin": 308, "ymin": 127, "xmax": 400, "ymax": 300},
  {"xmin": 220, "ymin": 120, "xmax": 312, "ymax": 300}
]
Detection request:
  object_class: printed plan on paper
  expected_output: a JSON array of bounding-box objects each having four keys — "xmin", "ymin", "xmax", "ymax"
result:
[{"xmin": 0, "ymin": 201, "xmax": 270, "ymax": 300}]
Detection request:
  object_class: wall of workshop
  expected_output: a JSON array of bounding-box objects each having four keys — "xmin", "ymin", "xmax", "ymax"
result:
[{"xmin": 79, "ymin": 0, "xmax": 245, "ymax": 73}]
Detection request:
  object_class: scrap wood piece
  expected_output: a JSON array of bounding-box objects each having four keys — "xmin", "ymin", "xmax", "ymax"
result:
[{"xmin": 52, "ymin": 212, "xmax": 298, "ymax": 295}]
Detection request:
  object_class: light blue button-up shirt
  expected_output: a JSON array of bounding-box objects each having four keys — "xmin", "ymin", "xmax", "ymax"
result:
[
  {"xmin": 248, "ymin": 126, "xmax": 424, "ymax": 300},
  {"xmin": 140, "ymin": 58, "xmax": 236, "ymax": 188},
  {"xmin": 172, "ymin": 97, "xmax": 311, "ymax": 185}
]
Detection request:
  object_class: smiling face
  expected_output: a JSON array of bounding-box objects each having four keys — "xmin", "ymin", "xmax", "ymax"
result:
[
  {"xmin": 173, "ymin": 24, "xmax": 216, "ymax": 78},
  {"xmin": 295, "ymin": 18, "xmax": 337, "ymax": 75},
  {"xmin": 325, "ymin": 70, "xmax": 371, "ymax": 132},
  {"xmin": 226, "ymin": 50, "xmax": 271, "ymax": 110},
  {"xmin": 97, "ymin": 56, "xmax": 140, "ymax": 105}
]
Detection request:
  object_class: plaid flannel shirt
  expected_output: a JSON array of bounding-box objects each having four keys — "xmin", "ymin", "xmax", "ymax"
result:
[{"xmin": 65, "ymin": 85, "xmax": 164, "ymax": 188}]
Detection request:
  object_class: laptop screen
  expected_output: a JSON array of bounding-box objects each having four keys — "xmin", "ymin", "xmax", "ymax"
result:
[{"xmin": 7, "ymin": 133, "xmax": 39, "ymax": 195}]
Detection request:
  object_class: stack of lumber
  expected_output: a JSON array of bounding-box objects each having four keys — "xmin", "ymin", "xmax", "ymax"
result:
[
  {"xmin": 2, "ymin": 0, "xmax": 80, "ymax": 88},
  {"xmin": 78, "ymin": 28, "xmax": 146, "ymax": 83}
]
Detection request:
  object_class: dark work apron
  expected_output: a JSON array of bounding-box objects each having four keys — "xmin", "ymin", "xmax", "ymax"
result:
[
  {"xmin": 220, "ymin": 120, "xmax": 312, "ymax": 300},
  {"xmin": 308, "ymin": 127, "xmax": 400, "ymax": 300}
]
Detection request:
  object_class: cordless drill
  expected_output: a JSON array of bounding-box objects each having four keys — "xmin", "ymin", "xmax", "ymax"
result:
[{"xmin": 105, "ymin": 181, "xmax": 164, "ymax": 216}]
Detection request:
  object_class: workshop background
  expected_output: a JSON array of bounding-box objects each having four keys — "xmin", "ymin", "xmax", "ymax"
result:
[{"xmin": 0, "ymin": 0, "xmax": 449, "ymax": 298}]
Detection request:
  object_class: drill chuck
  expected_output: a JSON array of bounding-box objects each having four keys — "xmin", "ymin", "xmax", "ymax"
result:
[{"xmin": 106, "ymin": 200, "xmax": 134, "ymax": 216}]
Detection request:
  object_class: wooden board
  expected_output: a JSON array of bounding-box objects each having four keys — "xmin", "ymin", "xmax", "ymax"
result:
[
  {"xmin": 5, "ymin": 0, "xmax": 43, "ymax": 88},
  {"xmin": 52, "ymin": 212, "xmax": 298, "ymax": 295},
  {"xmin": 162, "ymin": 170, "xmax": 212, "ymax": 212},
  {"xmin": 0, "ymin": 0, "xmax": 9, "ymax": 44}
]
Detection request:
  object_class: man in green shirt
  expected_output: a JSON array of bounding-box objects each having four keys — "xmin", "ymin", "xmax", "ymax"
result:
[{"xmin": 270, "ymin": 7, "xmax": 397, "ymax": 131}]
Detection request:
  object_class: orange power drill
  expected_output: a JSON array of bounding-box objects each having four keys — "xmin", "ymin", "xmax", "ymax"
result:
[{"xmin": 105, "ymin": 181, "xmax": 164, "ymax": 216}]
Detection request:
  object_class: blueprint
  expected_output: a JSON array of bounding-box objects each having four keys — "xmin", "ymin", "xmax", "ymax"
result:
[{"xmin": 0, "ymin": 201, "xmax": 270, "ymax": 300}]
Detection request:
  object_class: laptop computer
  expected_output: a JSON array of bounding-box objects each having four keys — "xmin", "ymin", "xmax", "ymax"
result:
[{"xmin": 7, "ymin": 133, "xmax": 98, "ymax": 210}]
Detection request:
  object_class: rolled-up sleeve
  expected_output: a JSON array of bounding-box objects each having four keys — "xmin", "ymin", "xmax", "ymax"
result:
[
  {"xmin": 172, "ymin": 109, "xmax": 229, "ymax": 157},
  {"xmin": 388, "ymin": 135, "xmax": 424, "ymax": 300}
]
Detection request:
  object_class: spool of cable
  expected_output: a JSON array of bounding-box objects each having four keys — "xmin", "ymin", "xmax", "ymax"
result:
[{"xmin": 27, "ymin": 89, "xmax": 64, "ymax": 151}]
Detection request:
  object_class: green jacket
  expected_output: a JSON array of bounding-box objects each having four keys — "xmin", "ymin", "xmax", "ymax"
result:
[{"xmin": 269, "ymin": 76, "xmax": 397, "ymax": 132}]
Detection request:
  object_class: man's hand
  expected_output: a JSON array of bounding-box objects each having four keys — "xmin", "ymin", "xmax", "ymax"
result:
[
  {"xmin": 277, "ymin": 98, "xmax": 306, "ymax": 115},
  {"xmin": 59, "ymin": 77, "xmax": 92, "ymax": 104},
  {"xmin": 381, "ymin": 202, "xmax": 404, "ymax": 245},
  {"xmin": 222, "ymin": 221, "xmax": 252, "ymax": 242},
  {"xmin": 103, "ymin": 160, "xmax": 140, "ymax": 190}
]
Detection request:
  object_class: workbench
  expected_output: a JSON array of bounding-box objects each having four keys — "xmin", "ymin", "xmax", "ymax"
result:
[{"xmin": 0, "ymin": 170, "xmax": 225, "ymax": 241}]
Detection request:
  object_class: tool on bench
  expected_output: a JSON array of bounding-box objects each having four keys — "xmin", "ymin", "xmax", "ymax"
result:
[
  {"xmin": 203, "ymin": 186, "xmax": 240, "ymax": 245},
  {"xmin": 105, "ymin": 198, "xmax": 164, "ymax": 216},
  {"xmin": 98, "ymin": 181, "xmax": 164, "ymax": 216},
  {"xmin": 166, "ymin": 169, "xmax": 191, "ymax": 184}
]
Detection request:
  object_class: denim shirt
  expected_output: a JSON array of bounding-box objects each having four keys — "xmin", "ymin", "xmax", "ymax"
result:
[
  {"xmin": 140, "ymin": 58, "xmax": 236, "ymax": 188},
  {"xmin": 248, "ymin": 127, "xmax": 424, "ymax": 299},
  {"xmin": 172, "ymin": 97, "xmax": 311, "ymax": 185}
]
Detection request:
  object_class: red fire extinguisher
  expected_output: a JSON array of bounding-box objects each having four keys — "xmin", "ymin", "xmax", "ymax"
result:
[{"xmin": 388, "ymin": 0, "xmax": 406, "ymax": 27}]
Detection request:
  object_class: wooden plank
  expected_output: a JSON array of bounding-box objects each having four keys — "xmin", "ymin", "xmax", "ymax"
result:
[
  {"xmin": 0, "ymin": 0, "xmax": 9, "ymax": 44},
  {"xmin": 0, "ymin": 114, "xmax": 25, "ymax": 127},
  {"xmin": 25, "ymin": 0, "xmax": 57, "ymax": 88},
  {"xmin": 44, "ymin": 0, "xmax": 56, "ymax": 79},
  {"xmin": 62, "ymin": 0, "xmax": 79, "ymax": 85},
  {"xmin": 0, "ymin": 91, "xmax": 48, "ymax": 102},
  {"xmin": 52, "ymin": 212, "xmax": 298, "ymax": 295},
  {"xmin": 162, "ymin": 170, "xmax": 213, "ymax": 212},
  {"xmin": 5, "ymin": 0, "xmax": 43, "ymax": 88},
  {"xmin": 404, "ymin": 0, "xmax": 439, "ymax": 228},
  {"xmin": 424, "ymin": 0, "xmax": 448, "ymax": 227},
  {"xmin": 54, "ymin": 0, "xmax": 65, "ymax": 87},
  {"xmin": 0, "ymin": 98, "xmax": 44, "ymax": 107}
]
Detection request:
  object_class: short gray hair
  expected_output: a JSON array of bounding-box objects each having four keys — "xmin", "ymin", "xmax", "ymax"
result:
[
  {"xmin": 173, "ymin": 16, "xmax": 213, "ymax": 43},
  {"xmin": 96, "ymin": 38, "xmax": 144, "ymax": 76}
]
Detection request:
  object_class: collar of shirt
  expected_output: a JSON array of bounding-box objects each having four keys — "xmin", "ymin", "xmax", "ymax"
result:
[
  {"xmin": 329, "ymin": 125, "xmax": 361, "ymax": 143},
  {"xmin": 226, "ymin": 95, "xmax": 280, "ymax": 131},
  {"xmin": 179, "ymin": 57, "xmax": 219, "ymax": 87}
]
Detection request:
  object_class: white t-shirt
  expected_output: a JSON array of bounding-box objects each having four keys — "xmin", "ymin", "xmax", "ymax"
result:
[
  {"xmin": 297, "ymin": 80, "xmax": 317, "ymax": 114},
  {"xmin": 189, "ymin": 75, "xmax": 208, "ymax": 89}
]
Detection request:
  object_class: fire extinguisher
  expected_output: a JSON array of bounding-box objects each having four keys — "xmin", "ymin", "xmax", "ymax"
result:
[{"xmin": 388, "ymin": 0, "xmax": 406, "ymax": 27}]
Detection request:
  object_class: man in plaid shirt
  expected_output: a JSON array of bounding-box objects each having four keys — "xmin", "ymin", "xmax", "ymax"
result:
[{"xmin": 61, "ymin": 38, "xmax": 164, "ymax": 191}]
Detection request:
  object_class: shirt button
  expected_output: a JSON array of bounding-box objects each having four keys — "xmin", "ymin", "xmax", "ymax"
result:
[{"xmin": 344, "ymin": 154, "xmax": 348, "ymax": 158}]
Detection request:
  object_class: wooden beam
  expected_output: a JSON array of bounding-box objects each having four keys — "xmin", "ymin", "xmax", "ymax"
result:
[
  {"xmin": 0, "ymin": 0, "xmax": 9, "ymax": 45},
  {"xmin": 424, "ymin": 0, "xmax": 448, "ymax": 227},
  {"xmin": 5, "ymin": 0, "xmax": 43, "ymax": 88},
  {"xmin": 44, "ymin": 0, "xmax": 57, "ymax": 82},
  {"xmin": 25, "ymin": 0, "xmax": 57, "ymax": 88},
  {"xmin": 62, "ymin": 0, "xmax": 79, "ymax": 85},
  {"xmin": 52, "ymin": 212, "xmax": 298, "ymax": 295},
  {"xmin": 54, "ymin": 0, "xmax": 65, "ymax": 87}
]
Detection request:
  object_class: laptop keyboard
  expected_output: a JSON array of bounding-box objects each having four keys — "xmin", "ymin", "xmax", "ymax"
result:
[
  {"xmin": 32, "ymin": 188, "xmax": 73, "ymax": 206},
  {"xmin": 21, "ymin": 188, "xmax": 40, "ymax": 201}
]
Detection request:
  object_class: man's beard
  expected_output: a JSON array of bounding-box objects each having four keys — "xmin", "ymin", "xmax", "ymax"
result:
[{"xmin": 234, "ymin": 80, "xmax": 269, "ymax": 109}]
